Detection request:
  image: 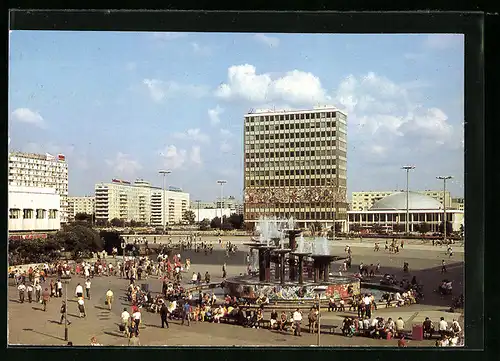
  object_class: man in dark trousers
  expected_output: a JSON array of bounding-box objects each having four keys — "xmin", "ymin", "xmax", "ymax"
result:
[{"xmin": 159, "ymin": 300, "xmax": 169, "ymax": 328}]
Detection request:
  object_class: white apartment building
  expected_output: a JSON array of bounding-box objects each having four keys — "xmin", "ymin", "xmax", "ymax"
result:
[
  {"xmin": 68, "ymin": 196, "xmax": 95, "ymax": 221},
  {"xmin": 94, "ymin": 178, "xmax": 189, "ymax": 226},
  {"xmin": 9, "ymin": 186, "xmax": 61, "ymax": 232},
  {"xmin": 192, "ymin": 196, "xmax": 244, "ymax": 215},
  {"xmin": 351, "ymin": 190, "xmax": 453, "ymax": 211},
  {"xmin": 8, "ymin": 152, "xmax": 69, "ymax": 223},
  {"xmin": 244, "ymin": 106, "xmax": 348, "ymax": 230}
]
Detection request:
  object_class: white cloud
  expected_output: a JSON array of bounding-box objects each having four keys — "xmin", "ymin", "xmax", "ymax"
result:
[
  {"xmin": 220, "ymin": 141, "xmax": 232, "ymax": 153},
  {"xmin": 424, "ymin": 34, "xmax": 463, "ymax": 50},
  {"xmin": 220, "ymin": 128, "xmax": 232, "ymax": 138},
  {"xmin": 190, "ymin": 145, "xmax": 202, "ymax": 164},
  {"xmin": 159, "ymin": 145, "xmax": 187, "ymax": 169},
  {"xmin": 208, "ymin": 105, "xmax": 224, "ymax": 126},
  {"xmin": 191, "ymin": 42, "xmax": 211, "ymax": 55},
  {"xmin": 253, "ymin": 34, "xmax": 280, "ymax": 48},
  {"xmin": 143, "ymin": 78, "xmax": 208, "ymax": 102},
  {"xmin": 152, "ymin": 32, "xmax": 188, "ymax": 40},
  {"xmin": 11, "ymin": 108, "xmax": 46, "ymax": 128},
  {"xmin": 105, "ymin": 152, "xmax": 142, "ymax": 175},
  {"xmin": 173, "ymin": 128, "xmax": 210, "ymax": 143},
  {"xmin": 334, "ymin": 72, "xmax": 457, "ymax": 152},
  {"xmin": 215, "ymin": 64, "xmax": 330, "ymax": 106}
]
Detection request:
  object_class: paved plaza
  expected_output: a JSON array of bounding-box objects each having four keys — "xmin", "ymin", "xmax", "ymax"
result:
[{"xmin": 8, "ymin": 236, "xmax": 464, "ymax": 347}]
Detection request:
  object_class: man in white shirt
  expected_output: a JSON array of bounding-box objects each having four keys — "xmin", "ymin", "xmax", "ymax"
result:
[
  {"xmin": 292, "ymin": 309, "xmax": 302, "ymax": 336},
  {"xmin": 35, "ymin": 283, "xmax": 42, "ymax": 302},
  {"xmin": 438, "ymin": 317, "xmax": 448, "ymax": 337},
  {"xmin": 106, "ymin": 289, "xmax": 114, "ymax": 310},
  {"xmin": 77, "ymin": 298, "xmax": 86, "ymax": 318},
  {"xmin": 57, "ymin": 280, "xmax": 63, "ymax": 297},
  {"xmin": 363, "ymin": 317, "xmax": 371, "ymax": 330},
  {"xmin": 18, "ymin": 283, "xmax": 26, "ymax": 303},
  {"xmin": 27, "ymin": 284, "xmax": 34, "ymax": 303},
  {"xmin": 75, "ymin": 283, "xmax": 84, "ymax": 298},
  {"xmin": 85, "ymin": 279, "xmax": 91, "ymax": 299},
  {"xmin": 395, "ymin": 317, "xmax": 405, "ymax": 335},
  {"xmin": 121, "ymin": 308, "xmax": 131, "ymax": 337},
  {"xmin": 132, "ymin": 310, "xmax": 141, "ymax": 335},
  {"xmin": 363, "ymin": 295, "xmax": 372, "ymax": 318}
]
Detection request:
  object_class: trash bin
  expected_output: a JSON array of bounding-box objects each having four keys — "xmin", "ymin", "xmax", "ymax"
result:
[
  {"xmin": 141, "ymin": 283, "xmax": 149, "ymax": 292},
  {"xmin": 412, "ymin": 324, "xmax": 423, "ymax": 341}
]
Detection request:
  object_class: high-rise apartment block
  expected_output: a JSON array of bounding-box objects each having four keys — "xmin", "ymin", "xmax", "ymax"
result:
[
  {"xmin": 8, "ymin": 152, "xmax": 69, "ymax": 223},
  {"xmin": 94, "ymin": 178, "xmax": 189, "ymax": 226},
  {"xmin": 243, "ymin": 106, "xmax": 348, "ymax": 229},
  {"xmin": 351, "ymin": 190, "xmax": 454, "ymax": 211},
  {"xmin": 68, "ymin": 196, "xmax": 95, "ymax": 221}
]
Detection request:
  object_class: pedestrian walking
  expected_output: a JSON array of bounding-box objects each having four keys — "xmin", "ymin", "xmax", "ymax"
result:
[
  {"xmin": 75, "ymin": 283, "xmax": 83, "ymax": 298},
  {"xmin": 85, "ymin": 279, "xmax": 91, "ymax": 299},
  {"xmin": 181, "ymin": 301, "xmax": 191, "ymax": 326},
  {"xmin": 27, "ymin": 284, "xmax": 33, "ymax": 303},
  {"xmin": 18, "ymin": 283, "xmax": 26, "ymax": 303},
  {"xmin": 292, "ymin": 309, "xmax": 302, "ymax": 336},
  {"xmin": 77, "ymin": 297, "xmax": 86, "ymax": 318},
  {"xmin": 57, "ymin": 279, "xmax": 63, "ymax": 297},
  {"xmin": 441, "ymin": 260, "xmax": 447, "ymax": 273},
  {"xmin": 159, "ymin": 300, "xmax": 169, "ymax": 328},
  {"xmin": 106, "ymin": 289, "xmax": 114, "ymax": 310},
  {"xmin": 41, "ymin": 288, "xmax": 50, "ymax": 311},
  {"xmin": 121, "ymin": 308, "xmax": 130, "ymax": 337},
  {"xmin": 60, "ymin": 301, "xmax": 71, "ymax": 325},
  {"xmin": 35, "ymin": 283, "xmax": 42, "ymax": 302}
]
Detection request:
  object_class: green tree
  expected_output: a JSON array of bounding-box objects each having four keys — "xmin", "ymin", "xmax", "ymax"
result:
[
  {"xmin": 350, "ymin": 224, "xmax": 361, "ymax": 233},
  {"xmin": 211, "ymin": 217, "xmax": 222, "ymax": 229},
  {"xmin": 393, "ymin": 224, "xmax": 406, "ymax": 233},
  {"xmin": 53, "ymin": 223, "xmax": 104, "ymax": 259},
  {"xmin": 183, "ymin": 210, "xmax": 196, "ymax": 225},
  {"xmin": 438, "ymin": 221, "xmax": 453, "ymax": 235},
  {"xmin": 371, "ymin": 224, "xmax": 384, "ymax": 234},
  {"xmin": 74, "ymin": 212, "xmax": 92, "ymax": 222},
  {"xmin": 227, "ymin": 213, "xmax": 244, "ymax": 229},
  {"xmin": 199, "ymin": 218, "xmax": 211, "ymax": 231},
  {"xmin": 110, "ymin": 218, "xmax": 124, "ymax": 227},
  {"xmin": 418, "ymin": 222, "xmax": 430, "ymax": 234}
]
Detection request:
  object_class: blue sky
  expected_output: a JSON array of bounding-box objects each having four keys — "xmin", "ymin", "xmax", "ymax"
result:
[{"xmin": 8, "ymin": 31, "xmax": 464, "ymax": 201}]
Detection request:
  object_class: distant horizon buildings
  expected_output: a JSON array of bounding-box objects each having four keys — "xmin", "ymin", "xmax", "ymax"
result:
[
  {"xmin": 68, "ymin": 196, "xmax": 95, "ymax": 222},
  {"xmin": 94, "ymin": 178, "xmax": 189, "ymax": 226},
  {"xmin": 351, "ymin": 190, "xmax": 459, "ymax": 212},
  {"xmin": 191, "ymin": 196, "xmax": 244, "ymax": 215},
  {"xmin": 8, "ymin": 151, "xmax": 69, "ymax": 223},
  {"xmin": 244, "ymin": 106, "xmax": 348, "ymax": 230}
]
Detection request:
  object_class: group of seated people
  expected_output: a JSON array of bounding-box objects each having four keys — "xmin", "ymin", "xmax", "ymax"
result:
[
  {"xmin": 438, "ymin": 280, "xmax": 453, "ymax": 295},
  {"xmin": 328, "ymin": 297, "xmax": 346, "ymax": 312},
  {"xmin": 380, "ymin": 290, "xmax": 417, "ymax": 307},
  {"xmin": 341, "ymin": 316, "xmax": 406, "ymax": 339}
]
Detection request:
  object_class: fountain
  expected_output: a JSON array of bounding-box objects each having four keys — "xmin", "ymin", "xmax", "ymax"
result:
[{"xmin": 228, "ymin": 217, "xmax": 359, "ymax": 301}]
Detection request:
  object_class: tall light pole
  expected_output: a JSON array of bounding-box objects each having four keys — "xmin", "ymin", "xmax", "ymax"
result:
[
  {"xmin": 314, "ymin": 287, "xmax": 327, "ymax": 346},
  {"xmin": 159, "ymin": 170, "xmax": 171, "ymax": 234},
  {"xmin": 61, "ymin": 275, "xmax": 72, "ymax": 341},
  {"xmin": 326, "ymin": 180, "xmax": 336, "ymax": 241},
  {"xmin": 437, "ymin": 176, "xmax": 453, "ymax": 243},
  {"xmin": 195, "ymin": 200, "xmax": 201, "ymax": 223},
  {"xmin": 217, "ymin": 180, "xmax": 227, "ymax": 231},
  {"xmin": 401, "ymin": 166, "xmax": 415, "ymax": 234}
]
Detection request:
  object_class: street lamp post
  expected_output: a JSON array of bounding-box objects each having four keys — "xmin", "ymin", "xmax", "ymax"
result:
[
  {"xmin": 401, "ymin": 166, "xmax": 415, "ymax": 234},
  {"xmin": 326, "ymin": 180, "xmax": 336, "ymax": 241},
  {"xmin": 437, "ymin": 176, "xmax": 453, "ymax": 243},
  {"xmin": 217, "ymin": 180, "xmax": 227, "ymax": 231},
  {"xmin": 195, "ymin": 200, "xmax": 201, "ymax": 224},
  {"xmin": 61, "ymin": 275, "xmax": 72, "ymax": 341},
  {"xmin": 314, "ymin": 286, "xmax": 327, "ymax": 346},
  {"xmin": 159, "ymin": 170, "xmax": 171, "ymax": 234}
]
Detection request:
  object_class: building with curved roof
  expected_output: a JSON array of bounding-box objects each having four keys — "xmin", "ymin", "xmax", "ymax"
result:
[
  {"xmin": 347, "ymin": 191, "xmax": 464, "ymax": 233},
  {"xmin": 370, "ymin": 192, "xmax": 443, "ymax": 211}
]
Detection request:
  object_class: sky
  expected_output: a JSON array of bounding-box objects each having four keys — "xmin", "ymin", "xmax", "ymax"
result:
[{"xmin": 8, "ymin": 31, "xmax": 464, "ymax": 201}]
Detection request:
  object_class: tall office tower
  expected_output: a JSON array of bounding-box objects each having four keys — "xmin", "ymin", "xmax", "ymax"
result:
[
  {"xmin": 94, "ymin": 178, "xmax": 189, "ymax": 226},
  {"xmin": 243, "ymin": 106, "xmax": 348, "ymax": 230},
  {"xmin": 8, "ymin": 152, "xmax": 69, "ymax": 223}
]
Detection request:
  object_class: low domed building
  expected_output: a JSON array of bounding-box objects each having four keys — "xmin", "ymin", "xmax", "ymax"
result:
[{"xmin": 347, "ymin": 191, "xmax": 464, "ymax": 233}]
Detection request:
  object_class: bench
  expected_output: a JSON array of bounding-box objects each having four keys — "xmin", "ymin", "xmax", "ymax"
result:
[{"xmin": 219, "ymin": 316, "xmax": 240, "ymax": 325}]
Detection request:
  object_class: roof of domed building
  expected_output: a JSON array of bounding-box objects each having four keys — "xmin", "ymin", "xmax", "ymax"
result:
[{"xmin": 370, "ymin": 192, "xmax": 443, "ymax": 211}]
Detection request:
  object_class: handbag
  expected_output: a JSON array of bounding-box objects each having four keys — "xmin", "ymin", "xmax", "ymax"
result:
[{"xmin": 105, "ymin": 300, "xmax": 108, "ymax": 305}]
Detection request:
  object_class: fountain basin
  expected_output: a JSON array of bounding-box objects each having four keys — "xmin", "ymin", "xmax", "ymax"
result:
[{"xmin": 224, "ymin": 274, "xmax": 360, "ymax": 301}]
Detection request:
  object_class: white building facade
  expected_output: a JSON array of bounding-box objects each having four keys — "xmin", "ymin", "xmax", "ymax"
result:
[
  {"xmin": 9, "ymin": 186, "xmax": 61, "ymax": 232},
  {"xmin": 94, "ymin": 179, "xmax": 189, "ymax": 226},
  {"xmin": 194, "ymin": 208, "xmax": 233, "ymax": 223},
  {"xmin": 8, "ymin": 152, "xmax": 69, "ymax": 223},
  {"xmin": 351, "ymin": 190, "xmax": 453, "ymax": 211},
  {"xmin": 347, "ymin": 192, "xmax": 464, "ymax": 233},
  {"xmin": 68, "ymin": 196, "xmax": 95, "ymax": 221}
]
